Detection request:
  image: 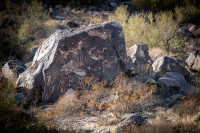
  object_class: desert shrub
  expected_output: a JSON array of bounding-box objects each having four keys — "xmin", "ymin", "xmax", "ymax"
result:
[
  {"xmin": 131, "ymin": 0, "xmax": 200, "ymax": 24},
  {"xmin": 173, "ymin": 122, "xmax": 200, "ymax": 133},
  {"xmin": 0, "ymin": 3, "xmax": 24, "ymax": 62},
  {"xmin": 0, "ymin": 0, "xmax": 50, "ymax": 62},
  {"xmin": 110, "ymin": 6, "xmax": 184, "ymax": 55},
  {"xmin": 113, "ymin": 5, "xmax": 129, "ymax": 26},
  {"xmin": 131, "ymin": 0, "xmax": 200, "ymax": 12},
  {"xmin": 154, "ymin": 11, "xmax": 184, "ymax": 54},
  {"xmin": 18, "ymin": 1, "xmax": 49, "ymax": 39},
  {"xmin": 175, "ymin": 5, "xmax": 200, "ymax": 23},
  {"xmin": 0, "ymin": 35, "xmax": 27, "ymax": 63}
]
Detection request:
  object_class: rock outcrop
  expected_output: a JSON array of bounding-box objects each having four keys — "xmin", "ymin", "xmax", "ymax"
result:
[
  {"xmin": 152, "ymin": 56, "xmax": 189, "ymax": 76},
  {"xmin": 2, "ymin": 60, "xmax": 27, "ymax": 86},
  {"xmin": 16, "ymin": 21, "xmax": 132, "ymax": 103},
  {"xmin": 157, "ymin": 72, "xmax": 190, "ymax": 96},
  {"xmin": 186, "ymin": 50, "xmax": 200, "ymax": 72},
  {"xmin": 127, "ymin": 44, "xmax": 153, "ymax": 74}
]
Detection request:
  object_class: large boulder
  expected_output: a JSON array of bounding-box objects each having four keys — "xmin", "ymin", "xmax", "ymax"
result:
[
  {"xmin": 157, "ymin": 72, "xmax": 190, "ymax": 96},
  {"xmin": 186, "ymin": 50, "xmax": 200, "ymax": 72},
  {"xmin": 16, "ymin": 21, "xmax": 132, "ymax": 103},
  {"xmin": 152, "ymin": 56, "xmax": 189, "ymax": 76},
  {"xmin": 127, "ymin": 44, "xmax": 153, "ymax": 74},
  {"xmin": 2, "ymin": 60, "xmax": 27, "ymax": 86}
]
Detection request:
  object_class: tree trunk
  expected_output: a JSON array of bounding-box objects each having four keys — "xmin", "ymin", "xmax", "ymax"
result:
[{"xmin": 167, "ymin": 40, "xmax": 170, "ymax": 56}]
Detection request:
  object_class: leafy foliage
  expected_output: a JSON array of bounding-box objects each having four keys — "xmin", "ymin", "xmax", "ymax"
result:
[
  {"xmin": 110, "ymin": 6, "xmax": 184, "ymax": 55},
  {"xmin": 17, "ymin": 1, "xmax": 48, "ymax": 39},
  {"xmin": 0, "ymin": 0, "xmax": 49, "ymax": 63}
]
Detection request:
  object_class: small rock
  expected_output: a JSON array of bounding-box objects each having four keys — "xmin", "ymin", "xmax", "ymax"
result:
[
  {"xmin": 157, "ymin": 72, "xmax": 190, "ymax": 96},
  {"xmin": 57, "ymin": 20, "xmax": 80, "ymax": 30},
  {"xmin": 110, "ymin": 2, "xmax": 118, "ymax": 8},
  {"xmin": 101, "ymin": 13, "xmax": 109, "ymax": 20},
  {"xmin": 186, "ymin": 50, "xmax": 200, "ymax": 72},
  {"xmin": 145, "ymin": 78, "xmax": 157, "ymax": 85},
  {"xmin": 99, "ymin": 130, "xmax": 111, "ymax": 133},
  {"xmin": 127, "ymin": 44, "xmax": 153, "ymax": 75},
  {"xmin": 116, "ymin": 113, "xmax": 149, "ymax": 132},
  {"xmin": 14, "ymin": 93, "xmax": 24, "ymax": 105},
  {"xmin": 66, "ymin": 88, "xmax": 74, "ymax": 95},
  {"xmin": 66, "ymin": 20, "xmax": 80, "ymax": 28},
  {"xmin": 168, "ymin": 94, "xmax": 185, "ymax": 107},
  {"xmin": 53, "ymin": 15, "xmax": 65, "ymax": 20},
  {"xmin": 84, "ymin": 108, "xmax": 93, "ymax": 114},
  {"xmin": 2, "ymin": 60, "xmax": 27, "ymax": 86},
  {"xmin": 152, "ymin": 56, "xmax": 189, "ymax": 76},
  {"xmin": 189, "ymin": 25, "xmax": 196, "ymax": 32},
  {"xmin": 15, "ymin": 93, "xmax": 24, "ymax": 101},
  {"xmin": 165, "ymin": 98, "xmax": 171, "ymax": 103},
  {"xmin": 119, "ymin": 113, "xmax": 146, "ymax": 126},
  {"xmin": 178, "ymin": 27, "xmax": 190, "ymax": 34}
]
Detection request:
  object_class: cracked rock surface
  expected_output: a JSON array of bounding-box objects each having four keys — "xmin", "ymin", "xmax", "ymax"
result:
[{"xmin": 16, "ymin": 21, "xmax": 132, "ymax": 103}]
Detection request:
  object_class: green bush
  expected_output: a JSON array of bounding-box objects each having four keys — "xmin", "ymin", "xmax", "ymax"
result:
[
  {"xmin": 0, "ymin": 0, "xmax": 49, "ymax": 63},
  {"xmin": 18, "ymin": 1, "xmax": 48, "ymax": 39},
  {"xmin": 0, "ymin": 36, "xmax": 27, "ymax": 63},
  {"xmin": 110, "ymin": 6, "xmax": 184, "ymax": 55}
]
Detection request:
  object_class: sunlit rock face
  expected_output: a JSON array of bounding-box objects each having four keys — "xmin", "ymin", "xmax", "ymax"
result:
[
  {"xmin": 127, "ymin": 44, "xmax": 153, "ymax": 75},
  {"xmin": 152, "ymin": 56, "xmax": 189, "ymax": 76},
  {"xmin": 186, "ymin": 50, "xmax": 200, "ymax": 72},
  {"xmin": 17, "ymin": 21, "xmax": 132, "ymax": 103}
]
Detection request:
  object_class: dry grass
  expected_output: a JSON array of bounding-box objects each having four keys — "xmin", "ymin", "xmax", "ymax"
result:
[
  {"xmin": 32, "ymin": 75, "xmax": 156, "ymax": 129},
  {"xmin": 174, "ymin": 76, "xmax": 200, "ymax": 115},
  {"xmin": 22, "ymin": 75, "xmax": 200, "ymax": 132},
  {"xmin": 137, "ymin": 76, "xmax": 200, "ymax": 133},
  {"xmin": 118, "ymin": 105, "xmax": 200, "ymax": 133},
  {"xmin": 0, "ymin": 78, "xmax": 55, "ymax": 132}
]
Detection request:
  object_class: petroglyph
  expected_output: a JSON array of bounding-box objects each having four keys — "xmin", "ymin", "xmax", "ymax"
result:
[
  {"xmin": 87, "ymin": 29, "xmax": 112, "ymax": 40},
  {"xmin": 17, "ymin": 21, "xmax": 132, "ymax": 103}
]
